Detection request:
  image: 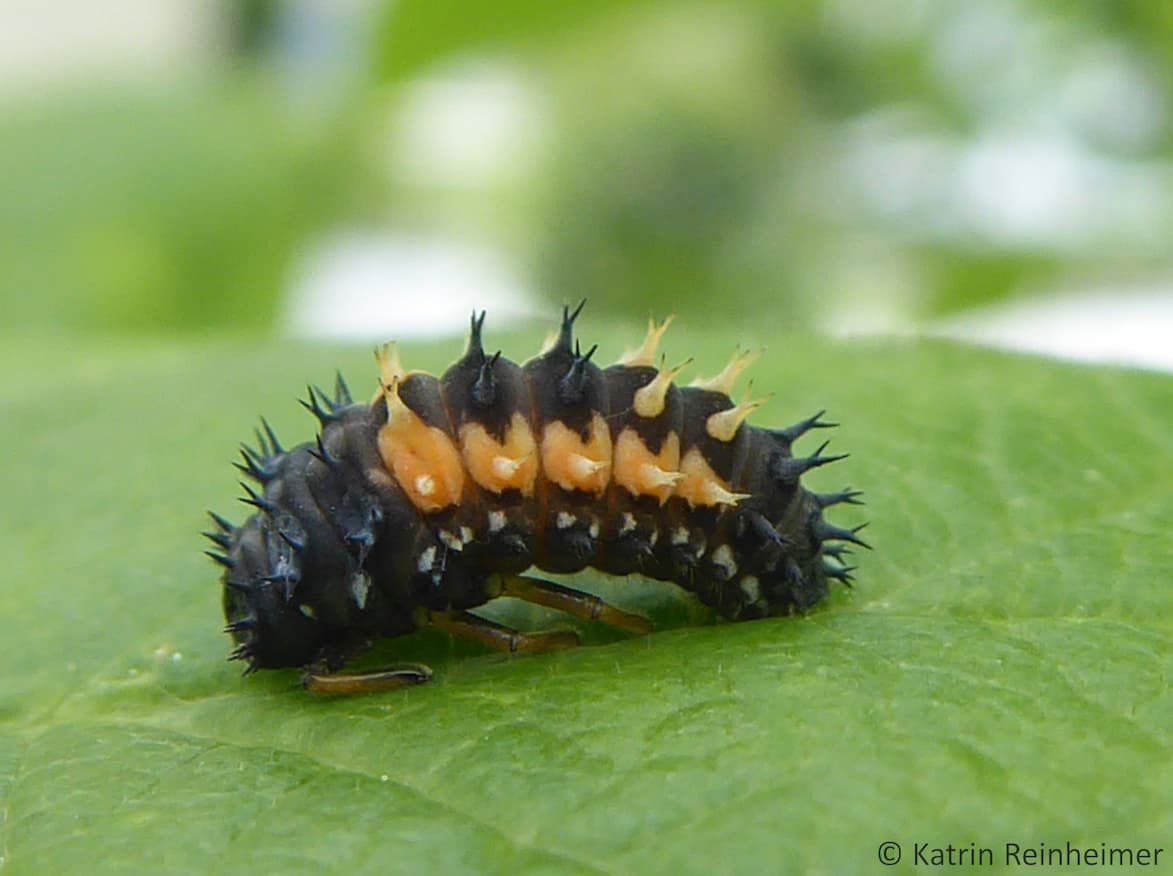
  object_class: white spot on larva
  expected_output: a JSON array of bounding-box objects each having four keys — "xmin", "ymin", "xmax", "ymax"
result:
[
  {"xmin": 710, "ymin": 544, "xmax": 737, "ymax": 578},
  {"xmin": 380, "ymin": 774, "xmax": 389, "ymax": 782},
  {"xmin": 588, "ymin": 519, "xmax": 600, "ymax": 539},
  {"xmin": 739, "ymin": 575, "xmax": 761, "ymax": 603},
  {"xmin": 568, "ymin": 454, "xmax": 604, "ymax": 480},
  {"xmin": 556, "ymin": 511, "xmax": 576, "ymax": 530},
  {"xmin": 417, "ymin": 545, "xmax": 436, "ymax": 573},
  {"xmin": 350, "ymin": 571, "xmax": 371, "ymax": 610},
  {"xmin": 414, "ymin": 474, "xmax": 436, "ymax": 497},
  {"xmin": 460, "ymin": 526, "xmax": 474, "ymax": 543},
  {"xmin": 671, "ymin": 526, "xmax": 690, "ymax": 545},
  {"xmin": 619, "ymin": 513, "xmax": 637, "ymax": 535},
  {"xmin": 171, "ymin": 652, "xmax": 183, "ymax": 663},
  {"xmin": 648, "ymin": 528, "xmax": 659, "ymax": 546},
  {"xmin": 491, "ymin": 455, "xmax": 522, "ymax": 478},
  {"xmin": 299, "ymin": 604, "xmax": 317, "ymax": 620},
  {"xmin": 439, "ymin": 529, "xmax": 464, "ymax": 552},
  {"xmin": 488, "ymin": 510, "xmax": 507, "ymax": 533}
]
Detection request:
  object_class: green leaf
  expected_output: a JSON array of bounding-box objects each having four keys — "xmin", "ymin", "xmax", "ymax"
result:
[{"xmin": 1, "ymin": 323, "xmax": 1169, "ymax": 874}]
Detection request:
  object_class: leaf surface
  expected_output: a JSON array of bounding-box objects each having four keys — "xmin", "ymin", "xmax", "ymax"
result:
[{"xmin": 1, "ymin": 326, "xmax": 1169, "ymax": 874}]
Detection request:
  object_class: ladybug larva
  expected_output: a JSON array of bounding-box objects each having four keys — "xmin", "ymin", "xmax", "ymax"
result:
[{"xmin": 205, "ymin": 304, "xmax": 866, "ymax": 693}]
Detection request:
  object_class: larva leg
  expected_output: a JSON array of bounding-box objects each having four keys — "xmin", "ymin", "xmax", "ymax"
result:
[
  {"xmin": 302, "ymin": 663, "xmax": 433, "ymax": 695},
  {"xmin": 496, "ymin": 574, "xmax": 653, "ymax": 635},
  {"xmin": 426, "ymin": 609, "xmax": 580, "ymax": 653}
]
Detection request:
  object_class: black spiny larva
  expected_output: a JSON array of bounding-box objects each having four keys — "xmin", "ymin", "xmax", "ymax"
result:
[{"xmin": 206, "ymin": 305, "xmax": 866, "ymax": 693}]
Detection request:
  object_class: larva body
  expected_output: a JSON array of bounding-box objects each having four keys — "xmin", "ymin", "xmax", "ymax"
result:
[{"xmin": 207, "ymin": 306, "xmax": 864, "ymax": 683}]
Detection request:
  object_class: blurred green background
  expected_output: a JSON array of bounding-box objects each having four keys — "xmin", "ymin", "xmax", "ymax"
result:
[{"xmin": 3, "ymin": 0, "xmax": 1171, "ymax": 344}]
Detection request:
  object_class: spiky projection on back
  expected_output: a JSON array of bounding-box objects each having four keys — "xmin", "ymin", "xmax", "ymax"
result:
[{"xmin": 206, "ymin": 306, "xmax": 865, "ymax": 683}]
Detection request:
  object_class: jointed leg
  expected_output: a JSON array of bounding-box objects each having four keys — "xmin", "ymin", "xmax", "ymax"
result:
[
  {"xmin": 496, "ymin": 574, "xmax": 653, "ymax": 635},
  {"xmin": 424, "ymin": 608, "xmax": 580, "ymax": 653},
  {"xmin": 302, "ymin": 662, "xmax": 433, "ymax": 695}
]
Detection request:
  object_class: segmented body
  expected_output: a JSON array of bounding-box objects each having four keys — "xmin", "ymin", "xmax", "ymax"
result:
[{"xmin": 207, "ymin": 306, "xmax": 865, "ymax": 676}]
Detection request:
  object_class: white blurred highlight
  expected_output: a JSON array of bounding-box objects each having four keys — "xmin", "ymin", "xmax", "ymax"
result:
[
  {"xmin": 0, "ymin": 0, "xmax": 224, "ymax": 95},
  {"xmin": 282, "ymin": 232, "xmax": 538, "ymax": 341},
  {"xmin": 926, "ymin": 289, "xmax": 1173, "ymax": 373}
]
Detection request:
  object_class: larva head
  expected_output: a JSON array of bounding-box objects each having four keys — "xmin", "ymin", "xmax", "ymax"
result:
[{"xmin": 214, "ymin": 514, "xmax": 328, "ymax": 672}]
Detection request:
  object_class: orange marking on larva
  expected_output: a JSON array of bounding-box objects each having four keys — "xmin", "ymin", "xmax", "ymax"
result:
[
  {"xmin": 377, "ymin": 379, "xmax": 464, "ymax": 513},
  {"xmin": 459, "ymin": 413, "xmax": 539, "ymax": 496},
  {"xmin": 375, "ymin": 341, "xmax": 406, "ymax": 386},
  {"xmin": 689, "ymin": 347, "xmax": 760, "ymax": 395},
  {"xmin": 676, "ymin": 447, "xmax": 751, "ymax": 508},
  {"xmin": 612, "ymin": 428, "xmax": 682, "ymax": 504},
  {"xmin": 617, "ymin": 314, "xmax": 674, "ymax": 367},
  {"xmin": 705, "ymin": 392, "xmax": 770, "ymax": 442},
  {"xmin": 541, "ymin": 413, "xmax": 612, "ymax": 495},
  {"xmin": 633, "ymin": 356, "xmax": 692, "ymax": 418},
  {"xmin": 372, "ymin": 343, "xmax": 434, "ymax": 403}
]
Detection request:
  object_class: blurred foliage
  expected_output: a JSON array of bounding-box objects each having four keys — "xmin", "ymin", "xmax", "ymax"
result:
[
  {"xmin": 528, "ymin": 5, "xmax": 806, "ymax": 323},
  {"xmin": 228, "ymin": 0, "xmax": 281, "ymax": 58},
  {"xmin": 4, "ymin": 0, "xmax": 1173, "ymax": 336},
  {"xmin": 371, "ymin": 0, "xmax": 662, "ymax": 83},
  {"xmin": 535, "ymin": 103, "xmax": 794, "ymax": 322},
  {"xmin": 0, "ymin": 81, "xmax": 372, "ymax": 335},
  {"xmin": 373, "ymin": 0, "xmax": 1173, "ymax": 328}
]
